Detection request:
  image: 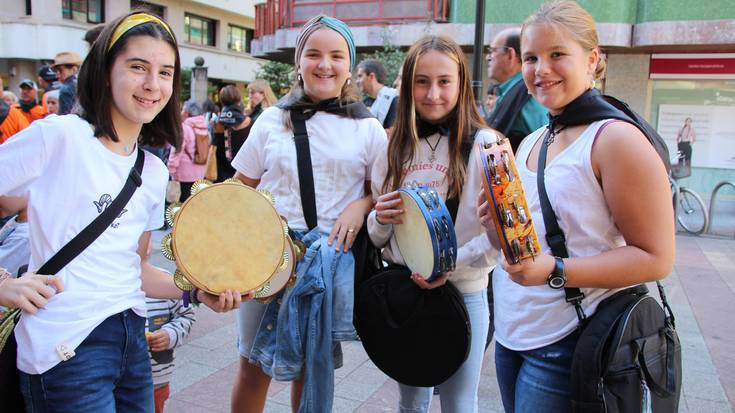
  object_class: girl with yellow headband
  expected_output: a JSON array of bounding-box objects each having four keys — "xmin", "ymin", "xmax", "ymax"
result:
[{"xmin": 0, "ymin": 11, "xmax": 244, "ymax": 412}]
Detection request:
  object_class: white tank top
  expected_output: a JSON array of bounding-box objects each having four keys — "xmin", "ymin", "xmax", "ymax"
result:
[{"xmin": 493, "ymin": 119, "xmax": 626, "ymax": 351}]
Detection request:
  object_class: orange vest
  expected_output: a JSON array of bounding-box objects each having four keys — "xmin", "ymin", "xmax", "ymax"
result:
[{"xmin": 15, "ymin": 103, "xmax": 47, "ymax": 124}]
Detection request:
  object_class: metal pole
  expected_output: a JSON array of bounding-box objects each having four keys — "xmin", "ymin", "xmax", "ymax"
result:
[{"xmin": 472, "ymin": 0, "xmax": 487, "ymax": 117}]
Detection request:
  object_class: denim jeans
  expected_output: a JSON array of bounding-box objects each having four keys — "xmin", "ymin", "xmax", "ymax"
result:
[
  {"xmin": 495, "ymin": 330, "xmax": 579, "ymax": 413},
  {"xmin": 398, "ymin": 289, "xmax": 489, "ymax": 413},
  {"xmin": 19, "ymin": 310, "xmax": 154, "ymax": 413}
]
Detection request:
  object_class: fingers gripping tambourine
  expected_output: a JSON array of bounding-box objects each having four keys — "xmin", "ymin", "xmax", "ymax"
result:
[
  {"xmin": 393, "ymin": 186, "xmax": 457, "ymax": 281},
  {"xmin": 162, "ymin": 180, "xmax": 303, "ymax": 301},
  {"xmin": 477, "ymin": 140, "xmax": 541, "ymax": 264}
]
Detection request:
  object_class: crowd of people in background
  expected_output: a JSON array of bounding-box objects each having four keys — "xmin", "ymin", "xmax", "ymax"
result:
[{"xmin": 0, "ymin": 1, "xmax": 677, "ymax": 412}]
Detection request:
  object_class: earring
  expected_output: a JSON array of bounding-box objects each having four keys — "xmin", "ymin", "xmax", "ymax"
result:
[
  {"xmin": 347, "ymin": 78, "xmax": 352, "ymax": 85},
  {"xmin": 590, "ymin": 79, "xmax": 596, "ymax": 89},
  {"xmin": 297, "ymin": 74, "xmax": 302, "ymax": 82}
]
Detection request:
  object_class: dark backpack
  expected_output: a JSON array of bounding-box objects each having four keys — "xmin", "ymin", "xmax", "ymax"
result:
[{"xmin": 570, "ymin": 285, "xmax": 682, "ymax": 412}]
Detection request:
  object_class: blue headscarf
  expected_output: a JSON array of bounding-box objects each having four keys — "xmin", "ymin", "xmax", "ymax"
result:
[{"xmin": 295, "ymin": 15, "xmax": 356, "ymax": 71}]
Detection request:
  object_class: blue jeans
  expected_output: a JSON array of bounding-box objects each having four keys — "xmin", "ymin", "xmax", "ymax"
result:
[
  {"xmin": 398, "ymin": 289, "xmax": 489, "ymax": 413},
  {"xmin": 20, "ymin": 310, "xmax": 154, "ymax": 413},
  {"xmin": 495, "ymin": 331, "xmax": 579, "ymax": 413}
]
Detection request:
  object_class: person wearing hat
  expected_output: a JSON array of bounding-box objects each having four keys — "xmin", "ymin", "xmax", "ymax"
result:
[
  {"xmin": 16, "ymin": 80, "xmax": 47, "ymax": 123},
  {"xmin": 37, "ymin": 65, "xmax": 60, "ymax": 93},
  {"xmin": 52, "ymin": 51, "xmax": 83, "ymax": 115}
]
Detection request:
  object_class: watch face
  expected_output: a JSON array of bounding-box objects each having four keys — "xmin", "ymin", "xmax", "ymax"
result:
[{"xmin": 548, "ymin": 275, "xmax": 565, "ymax": 289}]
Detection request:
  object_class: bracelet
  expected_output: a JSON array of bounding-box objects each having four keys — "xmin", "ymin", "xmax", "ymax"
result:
[
  {"xmin": 375, "ymin": 213, "xmax": 386, "ymax": 226},
  {"xmin": 181, "ymin": 289, "xmax": 191, "ymax": 307}
]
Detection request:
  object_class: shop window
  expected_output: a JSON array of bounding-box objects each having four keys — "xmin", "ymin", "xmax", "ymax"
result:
[
  {"xmin": 62, "ymin": 0, "xmax": 104, "ymax": 24},
  {"xmin": 185, "ymin": 13, "xmax": 216, "ymax": 47}
]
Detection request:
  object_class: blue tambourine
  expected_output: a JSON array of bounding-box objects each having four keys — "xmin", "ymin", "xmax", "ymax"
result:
[{"xmin": 393, "ymin": 186, "xmax": 458, "ymax": 281}]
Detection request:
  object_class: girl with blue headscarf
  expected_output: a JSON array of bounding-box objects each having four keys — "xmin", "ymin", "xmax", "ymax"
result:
[{"xmin": 230, "ymin": 15, "xmax": 387, "ymax": 412}]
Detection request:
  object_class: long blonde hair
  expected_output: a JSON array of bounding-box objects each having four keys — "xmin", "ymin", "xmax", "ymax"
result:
[
  {"xmin": 521, "ymin": 0, "xmax": 606, "ymax": 80},
  {"xmin": 247, "ymin": 79, "xmax": 277, "ymax": 109},
  {"xmin": 384, "ymin": 35, "xmax": 486, "ymax": 198}
]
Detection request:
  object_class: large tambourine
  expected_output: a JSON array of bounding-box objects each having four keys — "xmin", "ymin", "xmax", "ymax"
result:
[
  {"xmin": 162, "ymin": 179, "xmax": 301, "ymax": 298},
  {"xmin": 477, "ymin": 139, "xmax": 541, "ymax": 264},
  {"xmin": 393, "ymin": 186, "xmax": 457, "ymax": 281}
]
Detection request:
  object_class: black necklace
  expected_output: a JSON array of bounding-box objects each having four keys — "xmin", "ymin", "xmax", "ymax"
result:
[{"xmin": 425, "ymin": 135, "xmax": 442, "ymax": 163}]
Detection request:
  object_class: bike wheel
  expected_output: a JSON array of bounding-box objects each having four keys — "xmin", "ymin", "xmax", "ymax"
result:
[{"xmin": 677, "ymin": 187, "xmax": 708, "ymax": 235}]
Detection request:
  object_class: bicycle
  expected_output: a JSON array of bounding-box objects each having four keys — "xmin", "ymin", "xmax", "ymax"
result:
[{"xmin": 670, "ymin": 151, "xmax": 709, "ymax": 235}]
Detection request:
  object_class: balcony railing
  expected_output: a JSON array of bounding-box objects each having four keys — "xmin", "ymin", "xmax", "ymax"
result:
[{"xmin": 255, "ymin": 0, "xmax": 448, "ymax": 39}]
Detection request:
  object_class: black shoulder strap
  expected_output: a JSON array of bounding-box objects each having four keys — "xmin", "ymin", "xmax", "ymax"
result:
[
  {"xmin": 486, "ymin": 79, "xmax": 531, "ymax": 138},
  {"xmin": 37, "ymin": 148, "xmax": 145, "ymax": 275},
  {"xmin": 536, "ymin": 129, "xmax": 587, "ymax": 322},
  {"xmin": 290, "ymin": 110, "xmax": 319, "ymax": 230}
]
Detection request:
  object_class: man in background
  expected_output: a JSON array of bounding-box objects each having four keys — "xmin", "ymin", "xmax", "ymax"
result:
[{"xmin": 356, "ymin": 59, "xmax": 399, "ymax": 129}]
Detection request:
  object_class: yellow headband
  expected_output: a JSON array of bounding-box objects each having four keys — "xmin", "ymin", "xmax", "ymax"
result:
[{"xmin": 109, "ymin": 13, "xmax": 174, "ymax": 50}]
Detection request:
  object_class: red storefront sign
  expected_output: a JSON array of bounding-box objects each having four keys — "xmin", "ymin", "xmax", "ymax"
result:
[{"xmin": 650, "ymin": 54, "xmax": 735, "ymax": 80}]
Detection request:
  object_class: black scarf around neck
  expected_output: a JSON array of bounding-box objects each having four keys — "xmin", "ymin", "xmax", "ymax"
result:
[
  {"xmin": 416, "ymin": 116, "xmax": 452, "ymax": 139},
  {"xmin": 276, "ymin": 89, "xmax": 373, "ymax": 120},
  {"xmin": 546, "ymin": 88, "xmax": 637, "ymax": 136},
  {"xmin": 18, "ymin": 100, "xmax": 37, "ymax": 113}
]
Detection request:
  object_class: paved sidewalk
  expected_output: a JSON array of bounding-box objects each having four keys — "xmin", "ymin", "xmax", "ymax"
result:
[{"xmin": 148, "ymin": 231, "xmax": 735, "ymax": 412}]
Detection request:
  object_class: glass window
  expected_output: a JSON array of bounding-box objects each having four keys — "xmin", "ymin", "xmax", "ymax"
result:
[
  {"xmin": 185, "ymin": 13, "xmax": 216, "ymax": 47},
  {"xmin": 62, "ymin": 0, "xmax": 104, "ymax": 23},
  {"xmin": 228, "ymin": 25, "xmax": 252, "ymax": 53}
]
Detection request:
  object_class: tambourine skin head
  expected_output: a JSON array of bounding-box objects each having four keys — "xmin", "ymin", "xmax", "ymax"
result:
[
  {"xmin": 394, "ymin": 186, "xmax": 457, "ymax": 281},
  {"xmin": 170, "ymin": 182, "xmax": 286, "ymax": 295},
  {"xmin": 476, "ymin": 142, "xmax": 541, "ymax": 264}
]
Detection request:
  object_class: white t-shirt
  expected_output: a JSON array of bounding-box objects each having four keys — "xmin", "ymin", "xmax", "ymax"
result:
[
  {"xmin": 0, "ymin": 115, "xmax": 168, "ymax": 374},
  {"xmin": 367, "ymin": 129, "xmax": 499, "ymax": 294},
  {"xmin": 493, "ymin": 120, "xmax": 625, "ymax": 351},
  {"xmin": 231, "ymin": 106, "xmax": 388, "ymax": 233}
]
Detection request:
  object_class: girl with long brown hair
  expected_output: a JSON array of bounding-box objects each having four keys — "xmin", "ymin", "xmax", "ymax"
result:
[{"xmin": 369, "ymin": 35, "xmax": 498, "ymax": 412}]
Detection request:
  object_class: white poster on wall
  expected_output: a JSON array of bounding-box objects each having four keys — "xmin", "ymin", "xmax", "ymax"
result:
[{"xmin": 657, "ymin": 104, "xmax": 735, "ymax": 169}]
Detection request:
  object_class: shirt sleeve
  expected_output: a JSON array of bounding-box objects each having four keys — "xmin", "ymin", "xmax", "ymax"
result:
[
  {"xmin": 145, "ymin": 155, "xmax": 168, "ymax": 231},
  {"xmin": 161, "ymin": 299, "xmax": 196, "ymax": 350},
  {"xmin": 365, "ymin": 119, "xmax": 388, "ymax": 182},
  {"xmin": 231, "ymin": 108, "xmax": 271, "ymax": 180},
  {"xmin": 0, "ymin": 120, "xmax": 53, "ymax": 197}
]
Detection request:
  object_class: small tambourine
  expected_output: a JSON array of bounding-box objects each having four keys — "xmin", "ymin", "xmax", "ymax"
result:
[
  {"xmin": 162, "ymin": 179, "xmax": 302, "ymax": 301},
  {"xmin": 477, "ymin": 140, "xmax": 541, "ymax": 264},
  {"xmin": 393, "ymin": 186, "xmax": 457, "ymax": 281}
]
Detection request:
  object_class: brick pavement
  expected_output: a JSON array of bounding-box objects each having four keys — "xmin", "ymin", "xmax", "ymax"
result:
[{"xmin": 148, "ymin": 231, "xmax": 734, "ymax": 412}]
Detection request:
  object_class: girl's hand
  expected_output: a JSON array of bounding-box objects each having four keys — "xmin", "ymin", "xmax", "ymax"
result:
[
  {"xmin": 198, "ymin": 289, "xmax": 254, "ymax": 312},
  {"xmin": 502, "ymin": 253, "xmax": 556, "ymax": 287},
  {"xmin": 329, "ymin": 199, "xmax": 369, "ymax": 253},
  {"xmin": 0, "ymin": 272, "xmax": 65, "ymax": 314},
  {"xmin": 410, "ymin": 272, "xmax": 449, "ymax": 290},
  {"xmin": 375, "ymin": 191, "xmax": 404, "ymax": 225}
]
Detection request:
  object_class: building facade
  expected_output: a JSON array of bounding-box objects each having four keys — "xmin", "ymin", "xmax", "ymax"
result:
[
  {"xmin": 0, "ymin": 0, "xmax": 265, "ymax": 95},
  {"xmin": 252, "ymin": 0, "xmax": 735, "ymax": 196}
]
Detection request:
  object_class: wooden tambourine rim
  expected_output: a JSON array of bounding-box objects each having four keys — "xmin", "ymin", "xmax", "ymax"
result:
[
  {"xmin": 255, "ymin": 236, "xmax": 297, "ymax": 302},
  {"xmin": 171, "ymin": 182, "xmax": 285, "ymax": 294}
]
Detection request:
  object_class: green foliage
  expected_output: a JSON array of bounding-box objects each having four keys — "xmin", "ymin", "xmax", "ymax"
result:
[
  {"xmin": 255, "ymin": 61, "xmax": 295, "ymax": 98},
  {"xmin": 361, "ymin": 32, "xmax": 405, "ymax": 88}
]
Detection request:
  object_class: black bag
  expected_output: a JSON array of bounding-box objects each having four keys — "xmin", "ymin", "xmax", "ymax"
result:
[
  {"xmin": 0, "ymin": 149, "xmax": 145, "ymax": 412},
  {"xmin": 354, "ymin": 265, "xmax": 470, "ymax": 387},
  {"xmin": 571, "ymin": 284, "xmax": 681, "ymax": 412},
  {"xmin": 536, "ymin": 123, "xmax": 681, "ymax": 413}
]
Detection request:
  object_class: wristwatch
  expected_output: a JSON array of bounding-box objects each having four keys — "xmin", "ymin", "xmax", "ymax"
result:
[{"xmin": 547, "ymin": 257, "xmax": 566, "ymax": 289}]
